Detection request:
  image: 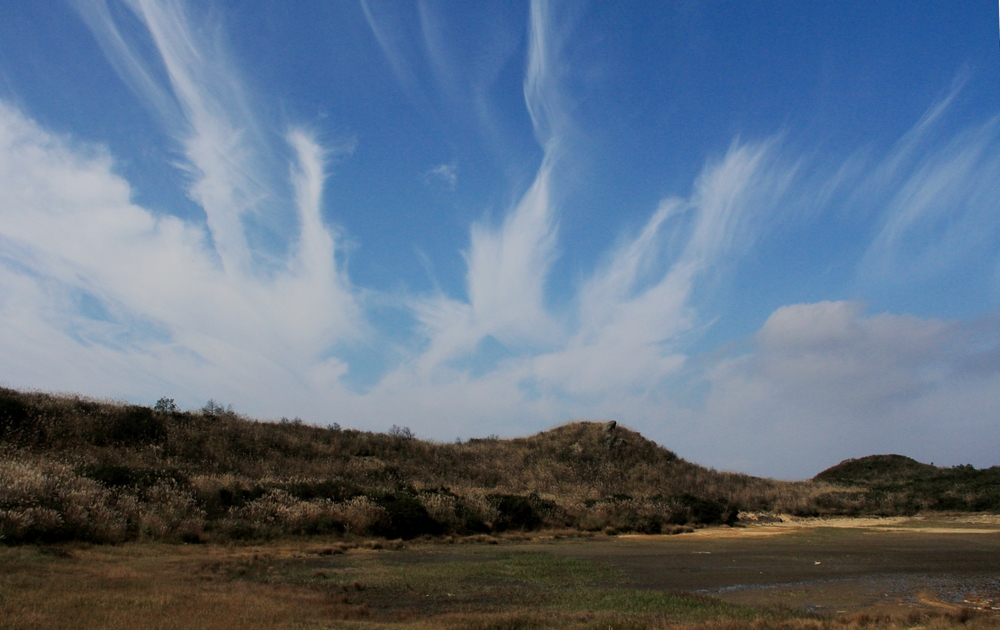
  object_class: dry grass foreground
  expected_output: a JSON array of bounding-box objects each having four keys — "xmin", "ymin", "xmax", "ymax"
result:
[{"xmin": 2, "ymin": 518, "xmax": 1000, "ymax": 630}]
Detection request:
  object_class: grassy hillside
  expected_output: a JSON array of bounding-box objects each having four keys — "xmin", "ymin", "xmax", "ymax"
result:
[
  {"xmin": 813, "ymin": 454, "xmax": 1000, "ymax": 514},
  {"xmin": 0, "ymin": 387, "xmax": 993, "ymax": 544}
]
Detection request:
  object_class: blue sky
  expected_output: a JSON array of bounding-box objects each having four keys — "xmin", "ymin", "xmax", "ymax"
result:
[{"xmin": 1, "ymin": 1, "xmax": 999, "ymax": 478}]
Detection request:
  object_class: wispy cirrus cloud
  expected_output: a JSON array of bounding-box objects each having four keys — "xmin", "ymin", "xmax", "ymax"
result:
[
  {"xmin": 407, "ymin": 0, "xmax": 567, "ymax": 371},
  {"xmin": 861, "ymin": 110, "xmax": 1000, "ymax": 284},
  {"xmin": 0, "ymin": 1, "xmax": 362, "ymax": 414},
  {"xmin": 424, "ymin": 161, "xmax": 457, "ymax": 190},
  {"xmin": 74, "ymin": 0, "xmax": 294, "ymax": 273},
  {"xmin": 361, "ymin": 0, "xmax": 524, "ymax": 134},
  {"xmin": 522, "ymin": 0, "xmax": 575, "ymax": 154},
  {"xmin": 396, "ymin": 0, "xmax": 801, "ymax": 395},
  {"xmin": 0, "ymin": 98, "xmax": 360, "ymax": 407},
  {"xmin": 360, "ymin": 0, "xmax": 428, "ymax": 106},
  {"xmin": 530, "ymin": 138, "xmax": 799, "ymax": 397}
]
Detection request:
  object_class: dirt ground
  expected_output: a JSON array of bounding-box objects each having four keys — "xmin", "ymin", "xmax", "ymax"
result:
[
  {"xmin": 2, "ymin": 514, "xmax": 998, "ymax": 628},
  {"xmin": 527, "ymin": 514, "xmax": 1000, "ymax": 615}
]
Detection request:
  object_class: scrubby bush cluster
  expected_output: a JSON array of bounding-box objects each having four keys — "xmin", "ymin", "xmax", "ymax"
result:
[
  {"xmin": 0, "ymin": 457, "xmax": 133, "ymax": 543},
  {"xmin": 810, "ymin": 454, "xmax": 1000, "ymax": 515},
  {"xmin": 2, "ymin": 387, "xmax": 993, "ymax": 544}
]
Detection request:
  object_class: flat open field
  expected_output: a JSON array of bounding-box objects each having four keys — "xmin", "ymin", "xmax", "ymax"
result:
[
  {"xmin": 542, "ymin": 515, "xmax": 1000, "ymax": 615},
  {"xmin": 1, "ymin": 516, "xmax": 998, "ymax": 629}
]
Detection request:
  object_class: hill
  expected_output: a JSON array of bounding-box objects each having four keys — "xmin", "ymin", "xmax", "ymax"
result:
[
  {"xmin": 814, "ymin": 454, "xmax": 937, "ymax": 484},
  {"xmin": 1, "ymin": 387, "xmax": 996, "ymax": 545},
  {"xmin": 813, "ymin": 454, "xmax": 1000, "ymax": 514}
]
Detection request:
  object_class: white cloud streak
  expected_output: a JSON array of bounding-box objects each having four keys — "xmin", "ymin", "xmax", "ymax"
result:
[
  {"xmin": 530, "ymin": 137, "xmax": 797, "ymax": 397},
  {"xmin": 0, "ymin": 1, "xmax": 362, "ymax": 414},
  {"xmin": 75, "ymin": 0, "xmax": 286, "ymax": 274},
  {"xmin": 0, "ymin": 98, "xmax": 359, "ymax": 404},
  {"xmin": 360, "ymin": 1, "xmax": 425, "ymax": 104},
  {"xmin": 407, "ymin": 0, "xmax": 566, "ymax": 371},
  {"xmin": 862, "ymin": 114, "xmax": 1000, "ymax": 282},
  {"xmin": 424, "ymin": 162, "xmax": 457, "ymax": 190}
]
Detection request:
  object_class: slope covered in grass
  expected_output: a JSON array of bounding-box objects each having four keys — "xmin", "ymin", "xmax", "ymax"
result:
[
  {"xmin": 814, "ymin": 454, "xmax": 1000, "ymax": 514},
  {"xmin": 0, "ymin": 387, "xmax": 992, "ymax": 544}
]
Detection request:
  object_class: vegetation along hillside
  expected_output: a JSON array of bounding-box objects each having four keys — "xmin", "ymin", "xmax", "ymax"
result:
[
  {"xmin": 0, "ymin": 387, "xmax": 995, "ymax": 545},
  {"xmin": 813, "ymin": 454, "xmax": 1000, "ymax": 514}
]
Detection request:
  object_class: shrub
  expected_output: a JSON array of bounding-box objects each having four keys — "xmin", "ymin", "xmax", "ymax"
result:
[
  {"xmin": 0, "ymin": 458, "xmax": 133, "ymax": 543},
  {"xmin": 418, "ymin": 491, "xmax": 461, "ymax": 530},
  {"xmin": 190, "ymin": 475, "xmax": 259, "ymax": 518},
  {"xmin": 667, "ymin": 494, "xmax": 738, "ymax": 526},
  {"xmin": 334, "ymin": 496, "xmax": 389, "ymax": 535},
  {"xmin": 77, "ymin": 464, "xmax": 188, "ymax": 491},
  {"xmin": 12, "ymin": 387, "xmax": 994, "ymax": 545},
  {"xmin": 459, "ymin": 493, "xmax": 500, "ymax": 532},
  {"xmin": 140, "ymin": 480, "xmax": 205, "ymax": 541},
  {"xmin": 282, "ymin": 478, "xmax": 357, "ymax": 502},
  {"xmin": 224, "ymin": 490, "xmax": 336, "ymax": 538},
  {"xmin": 0, "ymin": 390, "xmax": 31, "ymax": 441},
  {"xmin": 575, "ymin": 496, "xmax": 674, "ymax": 534},
  {"xmin": 373, "ymin": 492, "xmax": 443, "ymax": 539},
  {"xmin": 488, "ymin": 493, "xmax": 559, "ymax": 532}
]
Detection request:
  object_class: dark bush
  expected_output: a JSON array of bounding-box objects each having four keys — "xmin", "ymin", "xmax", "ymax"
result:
[
  {"xmin": 972, "ymin": 491, "xmax": 1000, "ymax": 512},
  {"xmin": 388, "ymin": 425, "xmax": 414, "ymax": 440},
  {"xmin": 934, "ymin": 495, "xmax": 970, "ymax": 511},
  {"xmin": 625, "ymin": 514, "xmax": 664, "ymax": 535},
  {"xmin": 812, "ymin": 491, "xmax": 863, "ymax": 516},
  {"xmin": 0, "ymin": 389, "xmax": 31, "ymax": 440},
  {"xmin": 670, "ymin": 494, "xmax": 738, "ymax": 526},
  {"xmin": 154, "ymin": 397, "xmax": 177, "ymax": 412},
  {"xmin": 488, "ymin": 493, "xmax": 557, "ymax": 532},
  {"xmin": 76, "ymin": 464, "xmax": 187, "ymax": 490},
  {"xmin": 100, "ymin": 406, "xmax": 167, "ymax": 446},
  {"xmin": 374, "ymin": 492, "xmax": 443, "ymax": 539},
  {"xmin": 458, "ymin": 508, "xmax": 491, "ymax": 534},
  {"xmin": 282, "ymin": 479, "xmax": 357, "ymax": 502},
  {"xmin": 197, "ymin": 485, "xmax": 268, "ymax": 519}
]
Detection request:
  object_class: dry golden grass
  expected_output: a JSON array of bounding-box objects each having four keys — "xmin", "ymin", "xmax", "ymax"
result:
[{"xmin": 0, "ymin": 545, "xmax": 367, "ymax": 629}]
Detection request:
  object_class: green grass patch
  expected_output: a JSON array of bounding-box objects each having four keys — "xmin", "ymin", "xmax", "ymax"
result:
[
  {"xmin": 290, "ymin": 545, "xmax": 784, "ymax": 624},
  {"xmin": 559, "ymin": 588, "xmax": 764, "ymax": 620},
  {"xmin": 207, "ymin": 544, "xmax": 780, "ymax": 624}
]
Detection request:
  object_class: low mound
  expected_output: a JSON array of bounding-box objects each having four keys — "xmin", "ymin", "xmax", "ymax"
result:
[
  {"xmin": 813, "ymin": 454, "xmax": 1000, "ymax": 516},
  {"xmin": 814, "ymin": 455, "xmax": 937, "ymax": 485}
]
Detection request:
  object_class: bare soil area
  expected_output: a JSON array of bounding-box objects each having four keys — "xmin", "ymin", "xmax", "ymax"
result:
[{"xmin": 529, "ymin": 515, "xmax": 1000, "ymax": 615}]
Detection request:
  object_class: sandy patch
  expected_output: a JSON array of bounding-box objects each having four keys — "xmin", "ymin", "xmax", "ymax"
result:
[
  {"xmin": 771, "ymin": 514, "xmax": 1000, "ymax": 535},
  {"xmin": 618, "ymin": 515, "xmax": 1000, "ymax": 541}
]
